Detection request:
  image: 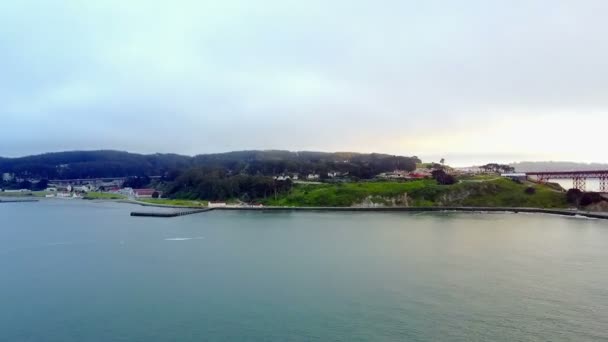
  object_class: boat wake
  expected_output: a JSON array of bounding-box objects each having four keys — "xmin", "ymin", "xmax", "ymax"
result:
[{"xmin": 164, "ymin": 237, "xmax": 205, "ymax": 241}]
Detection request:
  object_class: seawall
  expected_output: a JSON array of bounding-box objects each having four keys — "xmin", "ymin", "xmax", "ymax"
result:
[
  {"xmin": 129, "ymin": 206, "xmax": 608, "ymax": 220},
  {"xmin": 0, "ymin": 199, "xmax": 39, "ymax": 203},
  {"xmin": 130, "ymin": 208, "xmax": 212, "ymax": 217}
]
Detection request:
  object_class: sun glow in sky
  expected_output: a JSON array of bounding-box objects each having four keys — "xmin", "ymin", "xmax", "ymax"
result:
[{"xmin": 1, "ymin": 0, "xmax": 607, "ymax": 165}]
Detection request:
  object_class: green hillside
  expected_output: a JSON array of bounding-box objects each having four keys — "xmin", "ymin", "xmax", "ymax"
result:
[{"xmin": 264, "ymin": 178, "xmax": 568, "ymax": 208}]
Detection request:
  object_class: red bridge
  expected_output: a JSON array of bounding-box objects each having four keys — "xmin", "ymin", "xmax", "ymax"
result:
[{"xmin": 526, "ymin": 171, "xmax": 608, "ymax": 192}]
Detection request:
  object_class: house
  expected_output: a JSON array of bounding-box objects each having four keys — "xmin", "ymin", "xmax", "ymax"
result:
[
  {"xmin": 307, "ymin": 174, "xmax": 320, "ymax": 180},
  {"xmin": 501, "ymin": 173, "xmax": 527, "ymax": 181},
  {"xmin": 380, "ymin": 170, "xmax": 410, "ymax": 179},
  {"xmin": 407, "ymin": 172, "xmax": 427, "ymax": 179},
  {"xmin": 119, "ymin": 187, "xmax": 135, "ymax": 197},
  {"xmin": 133, "ymin": 189, "xmax": 158, "ymax": 198},
  {"xmin": 455, "ymin": 166, "xmax": 484, "ymax": 174},
  {"xmin": 73, "ymin": 185, "xmax": 90, "ymax": 193},
  {"xmin": 208, "ymin": 202, "xmax": 227, "ymax": 208}
]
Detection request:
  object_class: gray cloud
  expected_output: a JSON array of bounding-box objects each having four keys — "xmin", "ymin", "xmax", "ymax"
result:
[{"xmin": 1, "ymin": 0, "xmax": 607, "ymax": 164}]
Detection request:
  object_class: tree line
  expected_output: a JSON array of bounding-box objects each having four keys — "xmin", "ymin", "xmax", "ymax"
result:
[
  {"xmin": 162, "ymin": 168, "xmax": 293, "ymax": 201},
  {"xmin": 0, "ymin": 150, "xmax": 420, "ymax": 180}
]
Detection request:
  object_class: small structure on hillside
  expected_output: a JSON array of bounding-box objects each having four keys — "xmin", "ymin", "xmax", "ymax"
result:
[
  {"xmin": 133, "ymin": 189, "xmax": 159, "ymax": 198},
  {"xmin": 501, "ymin": 173, "xmax": 527, "ymax": 181}
]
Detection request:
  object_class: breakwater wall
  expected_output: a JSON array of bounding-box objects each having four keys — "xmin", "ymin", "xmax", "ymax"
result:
[
  {"xmin": 129, "ymin": 206, "xmax": 608, "ymax": 220},
  {"xmin": 130, "ymin": 208, "xmax": 212, "ymax": 217},
  {"xmin": 0, "ymin": 199, "xmax": 39, "ymax": 203}
]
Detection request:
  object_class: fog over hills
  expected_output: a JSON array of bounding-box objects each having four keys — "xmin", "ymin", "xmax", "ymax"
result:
[{"xmin": 512, "ymin": 162, "xmax": 608, "ymax": 173}]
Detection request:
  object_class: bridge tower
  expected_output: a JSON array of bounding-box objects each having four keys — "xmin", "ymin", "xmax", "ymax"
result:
[
  {"xmin": 573, "ymin": 177, "xmax": 586, "ymax": 191},
  {"xmin": 600, "ymin": 175, "xmax": 608, "ymax": 193}
]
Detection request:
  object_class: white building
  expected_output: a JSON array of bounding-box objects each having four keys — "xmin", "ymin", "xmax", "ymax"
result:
[
  {"xmin": 307, "ymin": 174, "xmax": 320, "ymax": 180},
  {"xmin": 208, "ymin": 202, "xmax": 227, "ymax": 208},
  {"xmin": 73, "ymin": 185, "xmax": 90, "ymax": 193},
  {"xmin": 501, "ymin": 173, "xmax": 527, "ymax": 181},
  {"xmin": 119, "ymin": 188, "xmax": 135, "ymax": 197}
]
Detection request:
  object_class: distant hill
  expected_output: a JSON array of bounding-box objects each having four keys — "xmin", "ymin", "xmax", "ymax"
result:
[
  {"xmin": 511, "ymin": 161, "xmax": 608, "ymax": 173},
  {"xmin": 0, "ymin": 150, "xmax": 420, "ymax": 180}
]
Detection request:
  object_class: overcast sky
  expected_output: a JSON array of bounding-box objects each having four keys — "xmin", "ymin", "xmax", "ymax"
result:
[{"xmin": 1, "ymin": 0, "xmax": 607, "ymax": 165}]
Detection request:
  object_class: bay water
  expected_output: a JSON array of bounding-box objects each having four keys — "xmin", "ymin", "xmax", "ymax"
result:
[{"xmin": 1, "ymin": 200, "xmax": 607, "ymax": 341}]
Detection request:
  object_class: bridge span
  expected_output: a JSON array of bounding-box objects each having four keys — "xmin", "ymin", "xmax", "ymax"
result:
[{"xmin": 526, "ymin": 170, "xmax": 608, "ymax": 192}]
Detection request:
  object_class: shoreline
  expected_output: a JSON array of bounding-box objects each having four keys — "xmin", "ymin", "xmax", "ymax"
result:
[{"xmin": 3, "ymin": 196, "xmax": 606, "ymax": 220}]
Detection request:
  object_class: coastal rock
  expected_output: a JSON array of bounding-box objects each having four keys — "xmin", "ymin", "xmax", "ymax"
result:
[
  {"xmin": 584, "ymin": 200, "xmax": 608, "ymax": 212},
  {"xmin": 352, "ymin": 193, "xmax": 409, "ymax": 208}
]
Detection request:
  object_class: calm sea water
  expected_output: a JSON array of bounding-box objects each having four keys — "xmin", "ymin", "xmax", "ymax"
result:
[
  {"xmin": 552, "ymin": 178, "xmax": 601, "ymax": 192},
  {"xmin": 1, "ymin": 200, "xmax": 607, "ymax": 341}
]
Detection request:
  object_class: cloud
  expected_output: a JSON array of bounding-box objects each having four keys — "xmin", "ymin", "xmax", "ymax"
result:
[{"xmin": 0, "ymin": 0, "xmax": 606, "ymax": 164}]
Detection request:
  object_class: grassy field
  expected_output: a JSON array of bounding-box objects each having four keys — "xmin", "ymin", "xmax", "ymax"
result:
[
  {"xmin": 265, "ymin": 180, "xmax": 436, "ymax": 207},
  {"xmin": 0, "ymin": 191, "xmax": 49, "ymax": 197},
  {"xmin": 138, "ymin": 198, "xmax": 209, "ymax": 207},
  {"xmin": 264, "ymin": 178, "xmax": 568, "ymax": 208},
  {"xmin": 83, "ymin": 192, "xmax": 127, "ymax": 200},
  {"xmin": 425, "ymin": 178, "xmax": 568, "ymax": 208}
]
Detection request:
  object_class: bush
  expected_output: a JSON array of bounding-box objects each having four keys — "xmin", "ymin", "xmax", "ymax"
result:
[
  {"xmin": 431, "ymin": 169, "xmax": 456, "ymax": 185},
  {"xmin": 579, "ymin": 192, "xmax": 602, "ymax": 207},
  {"xmin": 524, "ymin": 187, "xmax": 536, "ymax": 195},
  {"xmin": 566, "ymin": 188, "xmax": 583, "ymax": 204}
]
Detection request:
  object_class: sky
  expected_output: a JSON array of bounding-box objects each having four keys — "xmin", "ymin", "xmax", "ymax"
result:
[{"xmin": 1, "ymin": 0, "xmax": 607, "ymax": 166}]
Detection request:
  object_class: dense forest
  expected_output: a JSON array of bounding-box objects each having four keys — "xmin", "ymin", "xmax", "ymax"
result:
[
  {"xmin": 0, "ymin": 150, "xmax": 419, "ymax": 180},
  {"xmin": 162, "ymin": 168, "xmax": 294, "ymax": 201},
  {"xmin": 1, "ymin": 150, "xmax": 420, "ymax": 201}
]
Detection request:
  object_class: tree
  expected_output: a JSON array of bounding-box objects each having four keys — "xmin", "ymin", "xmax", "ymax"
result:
[
  {"xmin": 152, "ymin": 191, "xmax": 160, "ymax": 199},
  {"xmin": 524, "ymin": 187, "xmax": 536, "ymax": 195},
  {"xmin": 32, "ymin": 179, "xmax": 49, "ymax": 191},
  {"xmin": 431, "ymin": 169, "xmax": 456, "ymax": 185},
  {"xmin": 18, "ymin": 180, "xmax": 32, "ymax": 190},
  {"xmin": 440, "ymin": 158, "xmax": 445, "ymax": 165},
  {"xmin": 579, "ymin": 192, "xmax": 602, "ymax": 207},
  {"xmin": 566, "ymin": 188, "xmax": 583, "ymax": 205},
  {"xmin": 123, "ymin": 176, "xmax": 151, "ymax": 188},
  {"xmin": 480, "ymin": 163, "xmax": 515, "ymax": 174}
]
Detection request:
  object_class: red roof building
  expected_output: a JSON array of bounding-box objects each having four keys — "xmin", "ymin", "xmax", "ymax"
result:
[{"xmin": 134, "ymin": 189, "xmax": 158, "ymax": 198}]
